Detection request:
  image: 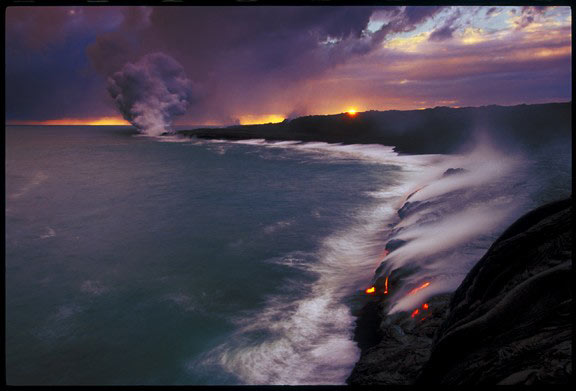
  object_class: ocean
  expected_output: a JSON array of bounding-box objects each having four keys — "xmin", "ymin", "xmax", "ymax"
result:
[{"xmin": 5, "ymin": 125, "xmax": 571, "ymax": 385}]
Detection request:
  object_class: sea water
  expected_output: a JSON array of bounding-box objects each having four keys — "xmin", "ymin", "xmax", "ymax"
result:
[{"xmin": 5, "ymin": 126, "xmax": 570, "ymax": 385}]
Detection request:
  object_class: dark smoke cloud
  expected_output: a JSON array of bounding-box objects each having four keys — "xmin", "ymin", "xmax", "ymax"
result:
[
  {"xmin": 5, "ymin": 6, "xmax": 570, "ymax": 124},
  {"xmin": 85, "ymin": 7, "xmax": 152, "ymax": 76},
  {"xmin": 107, "ymin": 52, "xmax": 196, "ymax": 135}
]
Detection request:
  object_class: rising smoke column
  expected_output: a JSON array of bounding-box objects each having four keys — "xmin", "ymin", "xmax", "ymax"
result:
[{"xmin": 107, "ymin": 52, "xmax": 194, "ymax": 136}]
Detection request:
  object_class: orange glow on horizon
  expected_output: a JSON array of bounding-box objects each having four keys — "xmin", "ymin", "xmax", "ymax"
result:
[
  {"xmin": 408, "ymin": 282, "xmax": 431, "ymax": 295},
  {"xmin": 346, "ymin": 108, "xmax": 358, "ymax": 117},
  {"xmin": 9, "ymin": 116, "xmax": 130, "ymax": 126},
  {"xmin": 238, "ymin": 114, "xmax": 285, "ymax": 125}
]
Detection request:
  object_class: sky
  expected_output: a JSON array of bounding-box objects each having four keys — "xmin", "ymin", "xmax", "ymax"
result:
[{"xmin": 5, "ymin": 5, "xmax": 572, "ymax": 126}]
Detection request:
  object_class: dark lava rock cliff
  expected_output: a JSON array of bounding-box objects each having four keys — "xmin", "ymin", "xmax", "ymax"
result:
[
  {"xmin": 348, "ymin": 197, "xmax": 572, "ymax": 385},
  {"xmin": 179, "ymin": 102, "xmax": 571, "ymax": 154}
]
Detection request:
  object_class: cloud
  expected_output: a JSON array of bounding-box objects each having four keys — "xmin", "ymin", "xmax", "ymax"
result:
[
  {"xmin": 107, "ymin": 52, "xmax": 198, "ymax": 135},
  {"xmin": 4, "ymin": 6, "xmax": 572, "ymax": 124}
]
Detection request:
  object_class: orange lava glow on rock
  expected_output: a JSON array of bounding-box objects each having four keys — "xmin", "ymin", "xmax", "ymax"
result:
[
  {"xmin": 411, "ymin": 309, "xmax": 419, "ymax": 318},
  {"xmin": 409, "ymin": 282, "xmax": 431, "ymax": 295},
  {"xmin": 384, "ymin": 276, "xmax": 389, "ymax": 294},
  {"xmin": 365, "ymin": 286, "xmax": 375, "ymax": 294},
  {"xmin": 422, "ymin": 303, "xmax": 429, "ymax": 310}
]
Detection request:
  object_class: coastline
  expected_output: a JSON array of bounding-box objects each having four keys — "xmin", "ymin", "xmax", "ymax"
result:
[
  {"xmin": 178, "ymin": 102, "xmax": 571, "ymax": 155},
  {"xmin": 348, "ymin": 197, "xmax": 572, "ymax": 385}
]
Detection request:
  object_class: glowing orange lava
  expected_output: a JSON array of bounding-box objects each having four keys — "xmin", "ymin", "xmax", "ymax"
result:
[
  {"xmin": 365, "ymin": 286, "xmax": 375, "ymax": 294},
  {"xmin": 422, "ymin": 303, "xmax": 429, "ymax": 310},
  {"xmin": 411, "ymin": 309, "xmax": 419, "ymax": 318},
  {"xmin": 409, "ymin": 282, "xmax": 431, "ymax": 295},
  {"xmin": 384, "ymin": 276, "xmax": 389, "ymax": 294}
]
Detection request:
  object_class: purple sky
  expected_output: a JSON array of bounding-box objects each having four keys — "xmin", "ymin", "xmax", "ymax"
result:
[{"xmin": 5, "ymin": 5, "xmax": 572, "ymax": 125}]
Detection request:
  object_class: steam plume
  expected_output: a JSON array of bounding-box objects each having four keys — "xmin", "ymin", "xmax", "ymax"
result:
[{"xmin": 107, "ymin": 52, "xmax": 194, "ymax": 136}]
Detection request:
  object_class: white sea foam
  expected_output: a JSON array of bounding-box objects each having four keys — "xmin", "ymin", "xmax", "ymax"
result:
[
  {"xmin": 186, "ymin": 136, "xmax": 531, "ymax": 384},
  {"xmin": 194, "ymin": 155, "xmax": 417, "ymax": 384}
]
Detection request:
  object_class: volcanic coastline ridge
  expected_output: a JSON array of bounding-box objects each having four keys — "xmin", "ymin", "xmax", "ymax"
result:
[
  {"xmin": 178, "ymin": 102, "xmax": 571, "ymax": 154},
  {"xmin": 347, "ymin": 196, "xmax": 572, "ymax": 385},
  {"xmin": 179, "ymin": 101, "xmax": 571, "ymax": 384}
]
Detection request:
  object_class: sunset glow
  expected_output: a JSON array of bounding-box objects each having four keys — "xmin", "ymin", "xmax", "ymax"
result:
[
  {"xmin": 9, "ymin": 117, "xmax": 130, "ymax": 126},
  {"xmin": 238, "ymin": 114, "xmax": 285, "ymax": 125},
  {"xmin": 5, "ymin": 6, "xmax": 571, "ymax": 125}
]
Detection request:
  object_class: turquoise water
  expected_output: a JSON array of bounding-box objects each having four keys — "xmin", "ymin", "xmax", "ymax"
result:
[{"xmin": 5, "ymin": 126, "xmax": 406, "ymax": 385}]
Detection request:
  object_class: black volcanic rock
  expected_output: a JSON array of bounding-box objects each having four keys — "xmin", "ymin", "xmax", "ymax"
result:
[
  {"xmin": 347, "ymin": 294, "xmax": 451, "ymax": 385},
  {"xmin": 348, "ymin": 197, "xmax": 572, "ymax": 385},
  {"xmin": 179, "ymin": 102, "xmax": 571, "ymax": 154},
  {"xmin": 385, "ymin": 239, "xmax": 407, "ymax": 253},
  {"xmin": 417, "ymin": 197, "xmax": 572, "ymax": 385},
  {"xmin": 442, "ymin": 168, "xmax": 468, "ymax": 177}
]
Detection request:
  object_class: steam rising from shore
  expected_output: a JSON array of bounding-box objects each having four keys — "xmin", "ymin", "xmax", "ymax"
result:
[{"xmin": 107, "ymin": 53, "xmax": 194, "ymax": 136}]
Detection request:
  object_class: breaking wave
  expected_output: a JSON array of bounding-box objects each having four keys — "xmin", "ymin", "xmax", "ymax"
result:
[{"xmin": 185, "ymin": 137, "xmax": 539, "ymax": 384}]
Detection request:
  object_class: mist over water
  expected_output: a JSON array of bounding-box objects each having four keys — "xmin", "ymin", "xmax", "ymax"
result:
[{"xmin": 5, "ymin": 126, "xmax": 570, "ymax": 385}]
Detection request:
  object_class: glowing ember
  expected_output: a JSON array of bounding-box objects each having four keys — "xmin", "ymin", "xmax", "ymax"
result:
[
  {"xmin": 365, "ymin": 286, "xmax": 375, "ymax": 294},
  {"xmin": 409, "ymin": 282, "xmax": 431, "ymax": 295},
  {"xmin": 384, "ymin": 276, "xmax": 389, "ymax": 294},
  {"xmin": 411, "ymin": 309, "xmax": 419, "ymax": 318},
  {"xmin": 422, "ymin": 303, "xmax": 429, "ymax": 310}
]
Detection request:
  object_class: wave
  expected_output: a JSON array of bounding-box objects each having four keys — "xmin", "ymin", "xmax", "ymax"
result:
[
  {"xmin": 185, "ymin": 137, "xmax": 538, "ymax": 384},
  {"xmin": 190, "ymin": 141, "xmax": 423, "ymax": 384}
]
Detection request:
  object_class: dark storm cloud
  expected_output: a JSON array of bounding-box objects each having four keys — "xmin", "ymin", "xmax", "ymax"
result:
[
  {"xmin": 4, "ymin": 6, "xmax": 572, "ymax": 124},
  {"xmin": 112, "ymin": 6, "xmax": 386, "ymax": 122},
  {"xmin": 140, "ymin": 6, "xmax": 444, "ymax": 122}
]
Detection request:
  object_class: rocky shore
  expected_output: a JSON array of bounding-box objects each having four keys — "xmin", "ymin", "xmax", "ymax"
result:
[
  {"xmin": 178, "ymin": 102, "xmax": 571, "ymax": 154},
  {"xmin": 347, "ymin": 197, "xmax": 572, "ymax": 385}
]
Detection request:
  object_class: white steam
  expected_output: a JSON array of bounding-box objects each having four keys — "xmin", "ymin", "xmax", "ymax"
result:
[{"xmin": 107, "ymin": 52, "xmax": 194, "ymax": 136}]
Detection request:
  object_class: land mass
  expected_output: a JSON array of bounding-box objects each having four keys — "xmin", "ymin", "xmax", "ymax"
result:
[
  {"xmin": 347, "ymin": 197, "xmax": 572, "ymax": 385},
  {"xmin": 179, "ymin": 102, "xmax": 571, "ymax": 154}
]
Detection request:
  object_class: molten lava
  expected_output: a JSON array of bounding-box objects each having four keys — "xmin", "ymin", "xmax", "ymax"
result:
[
  {"xmin": 422, "ymin": 303, "xmax": 429, "ymax": 310},
  {"xmin": 409, "ymin": 282, "xmax": 431, "ymax": 295},
  {"xmin": 365, "ymin": 286, "xmax": 375, "ymax": 294},
  {"xmin": 384, "ymin": 276, "xmax": 389, "ymax": 294},
  {"xmin": 411, "ymin": 309, "xmax": 419, "ymax": 318}
]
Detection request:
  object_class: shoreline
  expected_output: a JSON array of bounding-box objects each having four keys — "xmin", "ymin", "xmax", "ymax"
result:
[
  {"xmin": 347, "ymin": 197, "xmax": 572, "ymax": 385},
  {"xmin": 178, "ymin": 102, "xmax": 571, "ymax": 155}
]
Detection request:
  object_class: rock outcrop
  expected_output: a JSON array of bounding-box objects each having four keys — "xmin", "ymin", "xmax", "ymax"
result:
[
  {"xmin": 348, "ymin": 197, "xmax": 572, "ymax": 385},
  {"xmin": 418, "ymin": 197, "xmax": 572, "ymax": 385}
]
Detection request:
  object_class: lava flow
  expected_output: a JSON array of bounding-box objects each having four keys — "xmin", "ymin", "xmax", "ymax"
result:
[{"xmin": 408, "ymin": 282, "xmax": 430, "ymax": 295}]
